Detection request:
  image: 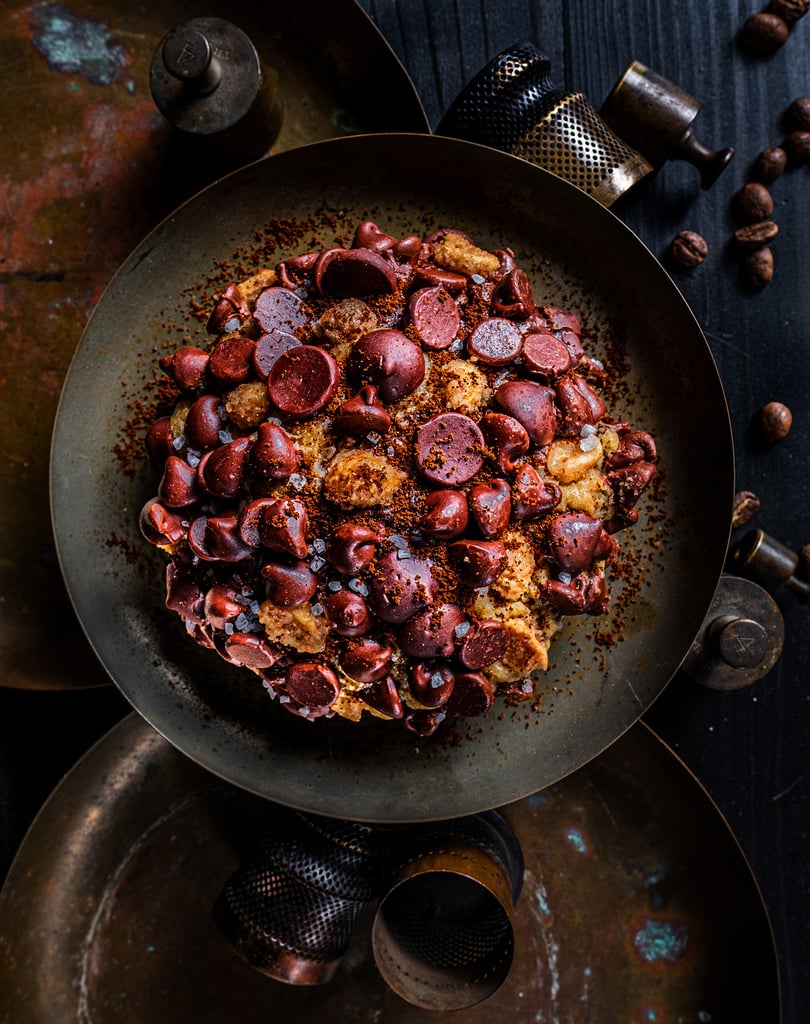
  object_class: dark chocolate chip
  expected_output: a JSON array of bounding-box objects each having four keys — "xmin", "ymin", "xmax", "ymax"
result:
[
  {"xmin": 446, "ymin": 672, "xmax": 494, "ymax": 717},
  {"xmin": 166, "ymin": 564, "xmax": 205, "ymax": 623},
  {"xmin": 367, "ymin": 550, "xmax": 438, "ymax": 624},
  {"xmin": 495, "ymin": 380, "xmax": 557, "ymax": 445},
  {"xmin": 408, "ymin": 285, "xmax": 460, "ymax": 350},
  {"xmin": 419, "ymin": 489, "xmax": 469, "ymax": 540},
  {"xmin": 195, "ymin": 512, "xmax": 253, "ymax": 562},
  {"xmin": 268, "ymin": 345, "xmax": 340, "ymax": 419},
  {"xmin": 408, "ymin": 661, "xmax": 455, "ymax": 708},
  {"xmin": 547, "ymin": 512, "xmax": 603, "ymax": 576},
  {"xmin": 185, "ymin": 394, "xmax": 224, "ymax": 449},
  {"xmin": 328, "ymin": 523, "xmax": 381, "ymax": 574},
  {"xmin": 145, "ymin": 416, "xmax": 174, "ymax": 462},
  {"xmin": 403, "ymin": 708, "xmax": 446, "ymax": 736},
  {"xmin": 555, "ymin": 373, "xmax": 606, "ymax": 435},
  {"xmin": 415, "ymin": 413, "xmax": 484, "ymax": 485},
  {"xmin": 458, "ymin": 619, "xmax": 509, "ymax": 669},
  {"xmin": 207, "ymin": 283, "xmax": 249, "ymax": 334},
  {"xmin": 522, "ymin": 331, "xmax": 574, "ymax": 378},
  {"xmin": 468, "ymin": 478, "xmax": 512, "ymax": 538},
  {"xmin": 491, "ymin": 268, "xmax": 536, "ymax": 320},
  {"xmin": 197, "ymin": 437, "xmax": 252, "ymax": 499},
  {"xmin": 340, "ymin": 639, "xmax": 393, "ymax": 683},
  {"xmin": 348, "ymin": 329, "xmax": 425, "ymax": 403},
  {"xmin": 253, "ymin": 286, "xmax": 308, "ymax": 335},
  {"xmin": 208, "ymin": 336, "xmax": 256, "ymax": 386},
  {"xmin": 251, "ymin": 421, "xmax": 299, "ymax": 483},
  {"xmin": 223, "ymin": 633, "xmax": 278, "ymax": 669},
  {"xmin": 284, "ymin": 662, "xmax": 340, "ymax": 708},
  {"xmin": 448, "ymin": 540, "xmax": 507, "ymax": 587},
  {"xmin": 352, "ymin": 221, "xmax": 397, "ymax": 253},
  {"xmin": 511, "ymin": 465, "xmax": 561, "ymax": 522},
  {"xmin": 333, "ymin": 385, "xmax": 392, "ymax": 434},
  {"xmin": 139, "ymin": 498, "xmax": 186, "ymax": 547},
  {"xmin": 467, "ymin": 317, "xmax": 524, "ymax": 365},
  {"xmin": 158, "ymin": 455, "xmax": 201, "ymax": 508},
  {"xmin": 398, "ymin": 603, "xmax": 465, "ymax": 659},
  {"xmin": 317, "ymin": 247, "xmax": 397, "ymax": 296},
  {"xmin": 261, "ymin": 561, "xmax": 319, "ymax": 607},
  {"xmin": 257, "ymin": 497, "xmax": 310, "ymax": 559},
  {"xmin": 252, "ymin": 330, "xmax": 301, "ymax": 379},
  {"xmin": 325, "ymin": 590, "xmax": 375, "ymax": 637},
  {"xmin": 358, "ymin": 675, "xmax": 403, "ymax": 718},
  {"xmin": 203, "ymin": 583, "xmax": 244, "ymax": 630},
  {"xmin": 411, "ymin": 265, "xmax": 467, "ymax": 294},
  {"xmin": 480, "ymin": 412, "xmax": 530, "ymax": 473},
  {"xmin": 160, "ymin": 346, "xmax": 209, "ymax": 391}
]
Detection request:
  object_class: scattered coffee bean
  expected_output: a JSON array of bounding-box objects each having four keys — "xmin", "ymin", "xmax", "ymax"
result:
[
  {"xmin": 733, "ymin": 182, "xmax": 774, "ymax": 225},
  {"xmin": 768, "ymin": 0, "xmax": 810, "ymax": 22},
  {"xmin": 734, "ymin": 220, "xmax": 779, "ymax": 249},
  {"xmin": 740, "ymin": 11, "xmax": 789, "ymax": 52},
  {"xmin": 671, "ymin": 230, "xmax": 709, "ymax": 267},
  {"xmin": 740, "ymin": 246, "xmax": 774, "ymax": 289},
  {"xmin": 783, "ymin": 130, "xmax": 810, "ymax": 166},
  {"xmin": 732, "ymin": 490, "xmax": 761, "ymax": 528},
  {"xmin": 758, "ymin": 400, "xmax": 793, "ymax": 442},
  {"xmin": 752, "ymin": 145, "xmax": 787, "ymax": 182},
  {"xmin": 741, "ymin": 11, "xmax": 786, "ymax": 51},
  {"xmin": 786, "ymin": 96, "xmax": 810, "ymax": 132}
]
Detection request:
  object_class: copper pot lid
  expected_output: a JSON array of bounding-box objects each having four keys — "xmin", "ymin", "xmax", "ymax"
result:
[{"xmin": 0, "ymin": 714, "xmax": 779, "ymax": 1021}]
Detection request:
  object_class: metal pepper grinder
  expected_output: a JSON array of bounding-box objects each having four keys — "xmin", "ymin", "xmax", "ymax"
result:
[
  {"xmin": 150, "ymin": 17, "xmax": 283, "ymax": 161},
  {"xmin": 600, "ymin": 62, "xmax": 735, "ymax": 189}
]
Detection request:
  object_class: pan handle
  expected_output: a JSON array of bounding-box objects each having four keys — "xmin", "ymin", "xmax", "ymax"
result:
[{"xmin": 437, "ymin": 44, "xmax": 732, "ymax": 207}]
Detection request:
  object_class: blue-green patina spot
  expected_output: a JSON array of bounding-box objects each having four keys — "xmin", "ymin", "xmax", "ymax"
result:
[{"xmin": 633, "ymin": 918, "xmax": 688, "ymax": 963}]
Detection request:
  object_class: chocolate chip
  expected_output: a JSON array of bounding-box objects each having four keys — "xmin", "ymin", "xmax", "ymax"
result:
[
  {"xmin": 145, "ymin": 416, "xmax": 174, "ymax": 462},
  {"xmin": 284, "ymin": 662, "xmax": 340, "ymax": 708},
  {"xmin": 328, "ymin": 522, "xmax": 381, "ymax": 575},
  {"xmin": 403, "ymin": 708, "xmax": 446, "ymax": 736},
  {"xmin": 468, "ymin": 479, "xmax": 512, "ymax": 538},
  {"xmin": 608, "ymin": 462, "xmax": 656, "ymax": 509},
  {"xmin": 251, "ymin": 421, "xmax": 299, "ymax": 484},
  {"xmin": 348, "ymin": 329, "xmax": 425, "ymax": 403},
  {"xmin": 316, "ymin": 247, "xmax": 397, "ymax": 297},
  {"xmin": 494, "ymin": 380, "xmax": 557, "ymax": 445},
  {"xmin": 333, "ymin": 385, "xmax": 392, "ymax": 434},
  {"xmin": 223, "ymin": 633, "xmax": 278, "ymax": 669},
  {"xmin": 445, "ymin": 672, "xmax": 494, "ymax": 717},
  {"xmin": 415, "ymin": 412, "xmax": 485, "ymax": 485},
  {"xmin": 491, "ymin": 268, "xmax": 535, "ymax": 320},
  {"xmin": 555, "ymin": 373, "xmax": 606, "ymax": 436},
  {"xmin": 408, "ymin": 285, "xmax": 460, "ymax": 350},
  {"xmin": 352, "ymin": 221, "xmax": 397, "ymax": 253},
  {"xmin": 547, "ymin": 512, "xmax": 603, "ymax": 576},
  {"xmin": 139, "ymin": 498, "xmax": 186, "ymax": 547},
  {"xmin": 522, "ymin": 331, "xmax": 574, "ymax": 378},
  {"xmin": 412, "ymin": 265, "xmax": 467, "ymax": 294},
  {"xmin": 166, "ymin": 564, "xmax": 205, "ymax": 623},
  {"xmin": 340, "ymin": 639, "xmax": 393, "ymax": 682},
  {"xmin": 252, "ymin": 330, "xmax": 301, "ymax": 379},
  {"xmin": 480, "ymin": 412, "xmax": 530, "ymax": 472},
  {"xmin": 448, "ymin": 539, "xmax": 507, "ymax": 587},
  {"xmin": 511, "ymin": 464, "xmax": 561, "ymax": 521},
  {"xmin": 398, "ymin": 604, "xmax": 465, "ymax": 659},
  {"xmin": 197, "ymin": 437, "xmax": 252, "ymax": 499},
  {"xmin": 207, "ymin": 283, "xmax": 249, "ymax": 334},
  {"xmin": 208, "ymin": 336, "xmax": 256, "ymax": 386},
  {"xmin": 358, "ymin": 675, "xmax": 403, "ymax": 718},
  {"xmin": 458, "ymin": 620, "xmax": 509, "ymax": 669},
  {"xmin": 203, "ymin": 583, "xmax": 244, "ymax": 630},
  {"xmin": 261, "ymin": 561, "xmax": 319, "ymax": 606},
  {"xmin": 253, "ymin": 286, "xmax": 308, "ymax": 335},
  {"xmin": 158, "ymin": 454, "xmax": 201, "ymax": 508},
  {"xmin": 367, "ymin": 550, "xmax": 438, "ymax": 624},
  {"xmin": 419, "ymin": 489, "xmax": 469, "ymax": 540},
  {"xmin": 408, "ymin": 661, "xmax": 455, "ymax": 708},
  {"xmin": 185, "ymin": 394, "xmax": 224, "ymax": 449},
  {"xmin": 467, "ymin": 317, "xmax": 524, "ymax": 366},
  {"xmin": 160, "ymin": 346, "xmax": 209, "ymax": 391},
  {"xmin": 268, "ymin": 345, "xmax": 340, "ymax": 419},
  {"xmin": 325, "ymin": 590, "xmax": 375, "ymax": 637},
  {"xmin": 191, "ymin": 512, "xmax": 253, "ymax": 562},
  {"xmin": 257, "ymin": 497, "xmax": 310, "ymax": 559}
]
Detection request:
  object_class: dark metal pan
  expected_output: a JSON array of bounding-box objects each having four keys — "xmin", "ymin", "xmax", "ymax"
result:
[{"xmin": 50, "ymin": 133, "xmax": 733, "ymax": 821}]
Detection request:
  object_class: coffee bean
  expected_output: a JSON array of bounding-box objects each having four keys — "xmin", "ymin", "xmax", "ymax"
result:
[
  {"xmin": 671, "ymin": 230, "xmax": 709, "ymax": 268},
  {"xmin": 758, "ymin": 400, "xmax": 792, "ymax": 442},
  {"xmin": 786, "ymin": 96, "xmax": 810, "ymax": 131},
  {"xmin": 783, "ymin": 130, "xmax": 810, "ymax": 166},
  {"xmin": 740, "ymin": 246, "xmax": 775, "ymax": 289},
  {"xmin": 752, "ymin": 145, "xmax": 787, "ymax": 182},
  {"xmin": 740, "ymin": 12, "xmax": 789, "ymax": 53},
  {"xmin": 731, "ymin": 491, "xmax": 761, "ymax": 528},
  {"xmin": 733, "ymin": 183, "xmax": 774, "ymax": 225},
  {"xmin": 768, "ymin": 0, "xmax": 809, "ymax": 22},
  {"xmin": 734, "ymin": 220, "xmax": 779, "ymax": 250}
]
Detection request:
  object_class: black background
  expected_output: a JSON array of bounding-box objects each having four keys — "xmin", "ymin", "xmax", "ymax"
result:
[{"xmin": 2, "ymin": 2, "xmax": 808, "ymax": 1020}]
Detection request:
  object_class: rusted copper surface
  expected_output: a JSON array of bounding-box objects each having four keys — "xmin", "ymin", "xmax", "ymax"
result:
[
  {"xmin": 0, "ymin": 715, "xmax": 779, "ymax": 1021},
  {"xmin": 0, "ymin": 0, "xmax": 427, "ymax": 690}
]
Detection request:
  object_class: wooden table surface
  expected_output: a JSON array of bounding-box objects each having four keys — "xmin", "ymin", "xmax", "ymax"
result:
[{"xmin": 1, "ymin": 1, "xmax": 808, "ymax": 1019}]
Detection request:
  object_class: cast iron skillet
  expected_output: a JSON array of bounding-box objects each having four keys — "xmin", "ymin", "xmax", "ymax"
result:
[{"xmin": 50, "ymin": 133, "xmax": 734, "ymax": 822}]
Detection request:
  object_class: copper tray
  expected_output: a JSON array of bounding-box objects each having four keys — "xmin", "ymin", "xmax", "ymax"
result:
[
  {"xmin": 0, "ymin": 714, "xmax": 779, "ymax": 1021},
  {"xmin": 0, "ymin": 0, "xmax": 427, "ymax": 690}
]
